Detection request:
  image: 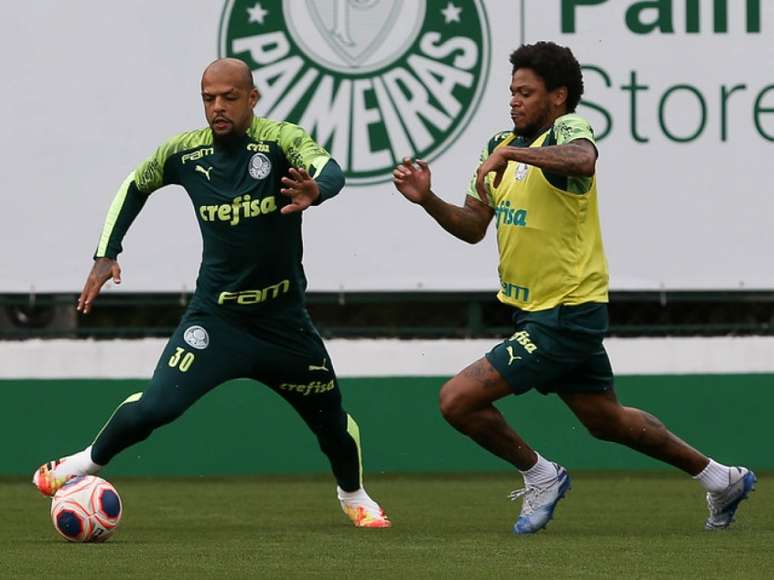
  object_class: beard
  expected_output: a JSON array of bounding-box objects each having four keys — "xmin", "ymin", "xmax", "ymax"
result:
[
  {"xmin": 211, "ymin": 124, "xmax": 245, "ymax": 147},
  {"xmin": 209, "ymin": 115, "xmax": 249, "ymax": 146},
  {"xmin": 212, "ymin": 129, "xmax": 240, "ymax": 145},
  {"xmin": 514, "ymin": 103, "xmax": 553, "ymax": 141}
]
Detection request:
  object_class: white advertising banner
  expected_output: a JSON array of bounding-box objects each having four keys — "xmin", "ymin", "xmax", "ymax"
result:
[{"xmin": 1, "ymin": 0, "xmax": 772, "ymax": 292}]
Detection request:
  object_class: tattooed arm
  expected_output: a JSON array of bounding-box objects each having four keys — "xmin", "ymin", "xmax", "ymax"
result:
[
  {"xmin": 419, "ymin": 193, "xmax": 494, "ymax": 244},
  {"xmin": 393, "ymin": 158, "xmax": 494, "ymax": 244},
  {"xmin": 475, "ymin": 139, "xmax": 597, "ymax": 196}
]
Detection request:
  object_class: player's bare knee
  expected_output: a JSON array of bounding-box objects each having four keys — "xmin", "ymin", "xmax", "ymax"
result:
[
  {"xmin": 438, "ymin": 381, "xmax": 470, "ymax": 426},
  {"xmin": 623, "ymin": 408, "xmax": 669, "ymax": 446},
  {"xmin": 582, "ymin": 406, "xmax": 626, "ymax": 441},
  {"xmin": 585, "ymin": 420, "xmax": 618, "ymax": 441}
]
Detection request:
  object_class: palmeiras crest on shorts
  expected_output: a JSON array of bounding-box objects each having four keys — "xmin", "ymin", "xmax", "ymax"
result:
[
  {"xmin": 183, "ymin": 325, "xmax": 210, "ymax": 350},
  {"xmin": 220, "ymin": 0, "xmax": 490, "ymax": 185},
  {"xmin": 248, "ymin": 153, "xmax": 272, "ymax": 180}
]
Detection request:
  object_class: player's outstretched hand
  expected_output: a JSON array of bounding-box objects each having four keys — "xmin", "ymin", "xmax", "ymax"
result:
[
  {"xmin": 393, "ymin": 158, "xmax": 431, "ymax": 205},
  {"xmin": 77, "ymin": 257, "xmax": 121, "ymax": 314},
  {"xmin": 475, "ymin": 149, "xmax": 508, "ymax": 206},
  {"xmin": 280, "ymin": 167, "xmax": 319, "ymax": 214}
]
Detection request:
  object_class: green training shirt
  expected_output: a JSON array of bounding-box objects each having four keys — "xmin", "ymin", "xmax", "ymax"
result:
[{"xmin": 95, "ymin": 117, "xmax": 344, "ymax": 318}]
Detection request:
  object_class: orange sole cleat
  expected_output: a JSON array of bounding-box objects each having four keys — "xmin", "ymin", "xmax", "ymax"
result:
[
  {"xmin": 341, "ymin": 504, "xmax": 392, "ymax": 528},
  {"xmin": 32, "ymin": 460, "xmax": 73, "ymax": 497}
]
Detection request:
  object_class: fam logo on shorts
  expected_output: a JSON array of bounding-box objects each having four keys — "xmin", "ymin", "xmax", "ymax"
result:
[
  {"xmin": 183, "ymin": 325, "xmax": 210, "ymax": 350},
  {"xmin": 219, "ymin": 0, "xmax": 490, "ymax": 184},
  {"xmin": 248, "ymin": 152, "xmax": 272, "ymax": 180}
]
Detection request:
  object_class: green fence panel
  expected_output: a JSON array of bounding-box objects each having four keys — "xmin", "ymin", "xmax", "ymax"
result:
[{"xmin": 4, "ymin": 375, "xmax": 771, "ymax": 476}]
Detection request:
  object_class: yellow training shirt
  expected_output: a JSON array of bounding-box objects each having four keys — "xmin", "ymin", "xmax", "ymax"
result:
[{"xmin": 468, "ymin": 114, "xmax": 609, "ymax": 311}]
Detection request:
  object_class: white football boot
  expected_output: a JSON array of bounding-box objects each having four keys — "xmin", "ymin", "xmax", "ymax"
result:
[
  {"xmin": 510, "ymin": 463, "xmax": 571, "ymax": 534},
  {"xmin": 705, "ymin": 466, "xmax": 757, "ymax": 530}
]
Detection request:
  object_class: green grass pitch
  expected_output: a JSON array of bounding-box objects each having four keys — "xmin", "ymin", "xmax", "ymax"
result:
[{"xmin": 4, "ymin": 473, "xmax": 771, "ymax": 579}]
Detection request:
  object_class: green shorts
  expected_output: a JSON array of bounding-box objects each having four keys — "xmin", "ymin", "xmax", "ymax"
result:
[
  {"xmin": 151, "ymin": 305, "xmax": 338, "ymax": 401},
  {"xmin": 485, "ymin": 303, "xmax": 614, "ymax": 396}
]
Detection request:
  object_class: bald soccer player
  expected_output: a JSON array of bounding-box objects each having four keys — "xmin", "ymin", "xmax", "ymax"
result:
[{"xmin": 33, "ymin": 59, "xmax": 390, "ymax": 529}]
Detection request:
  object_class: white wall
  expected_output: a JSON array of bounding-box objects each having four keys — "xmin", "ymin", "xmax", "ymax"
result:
[
  {"xmin": 1, "ymin": 0, "xmax": 772, "ymax": 293},
  {"xmin": 3, "ymin": 337, "xmax": 774, "ymax": 379}
]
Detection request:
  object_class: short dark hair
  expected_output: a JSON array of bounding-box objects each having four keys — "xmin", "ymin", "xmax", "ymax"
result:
[{"xmin": 509, "ymin": 42, "xmax": 584, "ymax": 113}]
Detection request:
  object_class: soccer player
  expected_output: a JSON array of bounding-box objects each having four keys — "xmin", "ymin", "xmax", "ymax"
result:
[
  {"xmin": 392, "ymin": 42, "xmax": 754, "ymax": 534},
  {"xmin": 33, "ymin": 58, "xmax": 390, "ymax": 529}
]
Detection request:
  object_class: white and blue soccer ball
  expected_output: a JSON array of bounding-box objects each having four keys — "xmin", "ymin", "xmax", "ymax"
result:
[{"xmin": 50, "ymin": 476, "xmax": 122, "ymax": 542}]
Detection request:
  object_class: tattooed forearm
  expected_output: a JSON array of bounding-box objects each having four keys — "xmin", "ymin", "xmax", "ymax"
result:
[
  {"xmin": 421, "ymin": 193, "xmax": 493, "ymax": 244},
  {"xmin": 501, "ymin": 140, "xmax": 596, "ymax": 177}
]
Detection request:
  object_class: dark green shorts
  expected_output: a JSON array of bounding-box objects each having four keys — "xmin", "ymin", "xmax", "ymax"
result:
[
  {"xmin": 152, "ymin": 306, "xmax": 338, "ymax": 401},
  {"xmin": 485, "ymin": 304, "xmax": 614, "ymax": 396}
]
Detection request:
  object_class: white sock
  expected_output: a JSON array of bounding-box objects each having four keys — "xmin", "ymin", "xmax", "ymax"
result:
[
  {"xmin": 519, "ymin": 452, "xmax": 558, "ymax": 486},
  {"xmin": 54, "ymin": 445, "xmax": 103, "ymax": 479},
  {"xmin": 337, "ymin": 486, "xmax": 380, "ymax": 509},
  {"xmin": 694, "ymin": 458, "xmax": 732, "ymax": 493}
]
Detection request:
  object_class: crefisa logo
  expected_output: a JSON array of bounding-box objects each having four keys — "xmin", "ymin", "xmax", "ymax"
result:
[{"xmin": 220, "ymin": 0, "xmax": 490, "ymax": 184}]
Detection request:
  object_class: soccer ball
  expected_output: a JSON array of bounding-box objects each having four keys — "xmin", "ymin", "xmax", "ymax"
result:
[{"xmin": 50, "ymin": 476, "xmax": 122, "ymax": 542}]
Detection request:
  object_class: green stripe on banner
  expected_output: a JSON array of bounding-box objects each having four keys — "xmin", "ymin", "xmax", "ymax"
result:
[{"xmin": 6, "ymin": 375, "xmax": 771, "ymax": 476}]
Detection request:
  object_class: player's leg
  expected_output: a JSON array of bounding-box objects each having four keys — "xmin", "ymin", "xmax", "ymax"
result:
[
  {"xmin": 559, "ymin": 386, "xmax": 708, "ymax": 473},
  {"xmin": 254, "ymin": 328, "xmax": 389, "ymax": 528},
  {"xmin": 439, "ymin": 331, "xmax": 573, "ymax": 534},
  {"xmin": 33, "ymin": 312, "xmax": 250, "ymax": 496},
  {"xmin": 559, "ymin": 357, "xmax": 756, "ymax": 529},
  {"xmin": 439, "ymin": 357, "xmax": 537, "ymax": 469},
  {"xmin": 270, "ymin": 378, "xmax": 390, "ymax": 528}
]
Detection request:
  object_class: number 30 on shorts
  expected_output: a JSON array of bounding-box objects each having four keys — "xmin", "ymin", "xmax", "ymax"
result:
[{"xmin": 168, "ymin": 347, "xmax": 196, "ymax": 372}]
